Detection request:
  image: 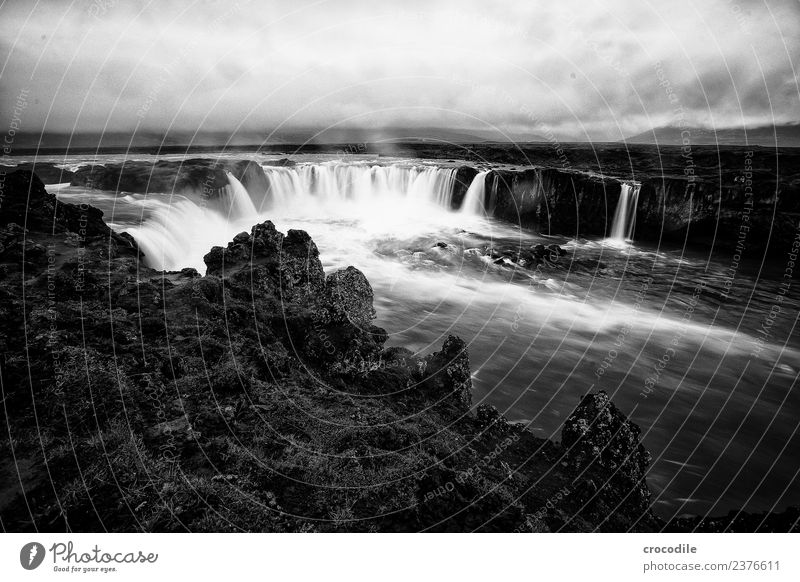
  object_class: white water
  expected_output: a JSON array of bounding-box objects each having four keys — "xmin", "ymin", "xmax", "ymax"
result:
[
  {"xmin": 260, "ymin": 163, "xmax": 457, "ymax": 211},
  {"xmin": 123, "ymin": 162, "xmax": 465, "ymax": 271},
  {"xmin": 610, "ymin": 182, "xmax": 641, "ymax": 241},
  {"xmin": 124, "ymin": 172, "xmax": 262, "ymax": 270},
  {"xmin": 224, "ymin": 171, "xmax": 258, "ymax": 218},
  {"xmin": 460, "ymin": 170, "xmax": 490, "ymax": 216}
]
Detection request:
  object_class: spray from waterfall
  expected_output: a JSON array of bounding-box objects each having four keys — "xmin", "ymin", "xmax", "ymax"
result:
[
  {"xmin": 610, "ymin": 182, "xmax": 641, "ymax": 241},
  {"xmin": 460, "ymin": 171, "xmax": 490, "ymax": 215}
]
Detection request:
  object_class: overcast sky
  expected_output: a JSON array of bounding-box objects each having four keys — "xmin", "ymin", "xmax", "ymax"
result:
[{"xmin": 1, "ymin": 0, "xmax": 798, "ymax": 141}]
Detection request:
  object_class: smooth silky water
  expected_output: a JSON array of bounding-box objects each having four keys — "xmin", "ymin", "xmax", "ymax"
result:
[{"xmin": 50, "ymin": 155, "xmax": 800, "ymax": 520}]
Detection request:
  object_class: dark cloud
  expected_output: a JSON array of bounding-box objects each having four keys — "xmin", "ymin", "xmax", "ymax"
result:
[{"xmin": 1, "ymin": 0, "xmax": 798, "ymax": 140}]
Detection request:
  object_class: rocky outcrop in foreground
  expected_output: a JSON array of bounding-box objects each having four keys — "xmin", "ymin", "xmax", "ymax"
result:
[{"xmin": 0, "ymin": 170, "xmax": 791, "ymax": 532}]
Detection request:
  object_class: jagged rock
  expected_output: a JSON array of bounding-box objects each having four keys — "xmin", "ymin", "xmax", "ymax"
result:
[
  {"xmin": 419, "ymin": 335, "xmax": 472, "ymax": 409},
  {"xmin": 561, "ymin": 391, "xmax": 651, "ymax": 511},
  {"xmin": 318, "ymin": 266, "xmax": 376, "ymax": 328},
  {"xmin": 279, "ymin": 229, "xmax": 326, "ymax": 303},
  {"xmin": 203, "ymin": 221, "xmax": 325, "ymax": 302},
  {"xmin": 302, "ymin": 266, "xmax": 387, "ymax": 375},
  {"xmin": 1, "ymin": 170, "xmax": 110, "ymax": 238},
  {"xmin": 476, "ymin": 403, "xmax": 514, "ymax": 434},
  {"xmin": 204, "ymin": 221, "xmax": 283, "ymax": 275}
]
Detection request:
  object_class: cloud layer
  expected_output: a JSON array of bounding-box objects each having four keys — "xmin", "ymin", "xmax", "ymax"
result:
[{"xmin": 1, "ymin": 0, "xmax": 798, "ymax": 140}]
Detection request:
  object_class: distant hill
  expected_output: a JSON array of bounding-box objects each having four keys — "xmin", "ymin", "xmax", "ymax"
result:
[
  {"xmin": 268, "ymin": 127, "xmax": 502, "ymax": 144},
  {"xmin": 265, "ymin": 126, "xmax": 550, "ymax": 144},
  {"xmin": 7, "ymin": 126, "xmax": 547, "ymax": 153},
  {"xmin": 623, "ymin": 123, "xmax": 800, "ymax": 147}
]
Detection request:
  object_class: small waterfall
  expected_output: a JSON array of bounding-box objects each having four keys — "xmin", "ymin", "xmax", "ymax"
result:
[
  {"xmin": 222, "ymin": 171, "xmax": 258, "ymax": 219},
  {"xmin": 460, "ymin": 171, "xmax": 490, "ymax": 215},
  {"xmin": 610, "ymin": 182, "xmax": 641, "ymax": 241}
]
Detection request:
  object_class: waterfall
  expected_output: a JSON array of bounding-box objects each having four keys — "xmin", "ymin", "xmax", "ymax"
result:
[
  {"xmin": 222, "ymin": 171, "xmax": 258, "ymax": 219},
  {"xmin": 610, "ymin": 182, "xmax": 641, "ymax": 241},
  {"xmin": 460, "ymin": 171, "xmax": 490, "ymax": 215},
  {"xmin": 125, "ymin": 162, "xmax": 461, "ymax": 271},
  {"xmin": 124, "ymin": 195, "xmax": 253, "ymax": 273},
  {"xmin": 259, "ymin": 163, "xmax": 457, "ymax": 210}
]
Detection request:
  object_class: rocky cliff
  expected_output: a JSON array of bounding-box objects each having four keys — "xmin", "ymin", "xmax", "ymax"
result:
[
  {"xmin": 459, "ymin": 161, "xmax": 798, "ymax": 255},
  {"xmin": 389, "ymin": 142, "xmax": 800, "ymax": 255}
]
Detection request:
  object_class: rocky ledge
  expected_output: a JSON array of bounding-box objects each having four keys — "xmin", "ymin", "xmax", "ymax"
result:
[{"xmin": 0, "ymin": 170, "xmax": 794, "ymax": 532}]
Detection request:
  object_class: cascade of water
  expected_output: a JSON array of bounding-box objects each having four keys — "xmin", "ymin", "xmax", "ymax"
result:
[
  {"xmin": 124, "ymin": 195, "xmax": 254, "ymax": 273},
  {"xmin": 127, "ymin": 162, "xmax": 462, "ymax": 271},
  {"xmin": 259, "ymin": 163, "xmax": 458, "ymax": 209},
  {"xmin": 222, "ymin": 171, "xmax": 258, "ymax": 219},
  {"xmin": 460, "ymin": 171, "xmax": 490, "ymax": 215},
  {"xmin": 609, "ymin": 182, "xmax": 641, "ymax": 241}
]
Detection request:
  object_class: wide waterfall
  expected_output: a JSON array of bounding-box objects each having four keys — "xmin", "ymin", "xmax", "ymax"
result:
[
  {"xmin": 125, "ymin": 162, "xmax": 469, "ymax": 271},
  {"xmin": 260, "ymin": 163, "xmax": 457, "ymax": 211},
  {"xmin": 609, "ymin": 182, "xmax": 641, "ymax": 241}
]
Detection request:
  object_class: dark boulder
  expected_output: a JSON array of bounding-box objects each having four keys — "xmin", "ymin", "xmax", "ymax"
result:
[
  {"xmin": 304, "ymin": 266, "xmax": 387, "ymax": 376},
  {"xmin": 561, "ymin": 391, "xmax": 651, "ymax": 512},
  {"xmin": 279, "ymin": 229, "xmax": 326, "ymax": 303},
  {"xmin": 318, "ymin": 266, "xmax": 376, "ymax": 328},
  {"xmin": 203, "ymin": 221, "xmax": 325, "ymax": 303}
]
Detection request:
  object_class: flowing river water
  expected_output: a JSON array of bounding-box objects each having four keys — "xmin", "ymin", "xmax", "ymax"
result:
[{"xmin": 37, "ymin": 153, "xmax": 800, "ymax": 520}]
